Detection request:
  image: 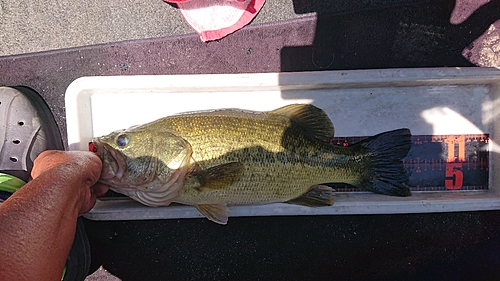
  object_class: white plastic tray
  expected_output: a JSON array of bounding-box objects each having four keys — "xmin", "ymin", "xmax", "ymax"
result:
[{"xmin": 65, "ymin": 68, "xmax": 500, "ymax": 221}]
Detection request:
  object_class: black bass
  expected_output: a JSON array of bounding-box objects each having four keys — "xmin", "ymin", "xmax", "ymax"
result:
[{"xmin": 90, "ymin": 104, "xmax": 412, "ymax": 224}]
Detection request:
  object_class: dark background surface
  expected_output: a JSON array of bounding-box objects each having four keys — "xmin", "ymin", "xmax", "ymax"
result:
[{"xmin": 2, "ymin": 0, "xmax": 500, "ymax": 280}]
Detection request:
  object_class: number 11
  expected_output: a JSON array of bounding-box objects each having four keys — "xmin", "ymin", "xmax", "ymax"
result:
[{"xmin": 444, "ymin": 135, "xmax": 465, "ymax": 190}]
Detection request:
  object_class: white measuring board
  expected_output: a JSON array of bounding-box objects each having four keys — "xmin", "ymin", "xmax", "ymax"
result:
[{"xmin": 65, "ymin": 68, "xmax": 500, "ymax": 221}]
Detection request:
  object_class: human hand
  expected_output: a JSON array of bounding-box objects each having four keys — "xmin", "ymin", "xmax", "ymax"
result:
[{"xmin": 31, "ymin": 150, "xmax": 109, "ymax": 215}]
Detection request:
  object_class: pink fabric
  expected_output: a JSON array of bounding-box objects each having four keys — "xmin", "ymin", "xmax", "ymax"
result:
[{"xmin": 164, "ymin": 0, "xmax": 266, "ymax": 42}]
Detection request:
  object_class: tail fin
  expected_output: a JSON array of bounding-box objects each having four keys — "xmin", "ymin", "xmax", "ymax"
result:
[{"xmin": 353, "ymin": 128, "xmax": 412, "ymax": 196}]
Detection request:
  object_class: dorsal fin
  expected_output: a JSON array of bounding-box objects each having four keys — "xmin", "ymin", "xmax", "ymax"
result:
[{"xmin": 270, "ymin": 104, "xmax": 334, "ymax": 142}]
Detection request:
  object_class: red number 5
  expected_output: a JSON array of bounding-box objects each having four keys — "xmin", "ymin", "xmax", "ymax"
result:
[{"xmin": 445, "ymin": 163, "xmax": 463, "ymax": 190}]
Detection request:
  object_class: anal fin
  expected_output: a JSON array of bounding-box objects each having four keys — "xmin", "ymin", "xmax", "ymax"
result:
[
  {"xmin": 286, "ymin": 185, "xmax": 335, "ymax": 207},
  {"xmin": 196, "ymin": 204, "xmax": 230, "ymax": 225}
]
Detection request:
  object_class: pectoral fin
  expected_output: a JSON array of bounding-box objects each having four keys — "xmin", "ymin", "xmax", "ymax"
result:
[
  {"xmin": 286, "ymin": 185, "xmax": 335, "ymax": 207},
  {"xmin": 191, "ymin": 162, "xmax": 244, "ymax": 190},
  {"xmin": 196, "ymin": 204, "xmax": 230, "ymax": 225}
]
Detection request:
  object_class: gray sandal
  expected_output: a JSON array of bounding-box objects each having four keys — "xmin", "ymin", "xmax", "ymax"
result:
[{"xmin": 0, "ymin": 86, "xmax": 63, "ymax": 181}]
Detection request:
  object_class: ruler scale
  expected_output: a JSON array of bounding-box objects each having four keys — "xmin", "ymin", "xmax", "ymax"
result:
[{"xmin": 329, "ymin": 134, "xmax": 489, "ymax": 192}]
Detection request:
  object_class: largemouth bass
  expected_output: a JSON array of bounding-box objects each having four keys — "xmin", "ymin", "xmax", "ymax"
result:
[{"xmin": 90, "ymin": 104, "xmax": 412, "ymax": 224}]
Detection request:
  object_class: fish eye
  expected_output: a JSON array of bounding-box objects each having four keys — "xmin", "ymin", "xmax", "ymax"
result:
[{"xmin": 116, "ymin": 134, "xmax": 130, "ymax": 147}]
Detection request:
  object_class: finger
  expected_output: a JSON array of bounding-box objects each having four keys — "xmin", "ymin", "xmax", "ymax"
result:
[
  {"xmin": 36, "ymin": 150, "xmax": 59, "ymax": 159},
  {"xmin": 79, "ymin": 196, "xmax": 97, "ymax": 216},
  {"xmin": 32, "ymin": 150, "xmax": 59, "ymax": 167},
  {"xmin": 92, "ymin": 182, "xmax": 110, "ymax": 198}
]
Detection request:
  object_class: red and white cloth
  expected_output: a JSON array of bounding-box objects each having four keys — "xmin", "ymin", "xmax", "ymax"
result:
[{"xmin": 165, "ymin": 0, "xmax": 266, "ymax": 42}]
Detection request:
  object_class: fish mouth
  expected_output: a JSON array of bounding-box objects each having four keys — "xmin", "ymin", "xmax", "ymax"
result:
[{"xmin": 89, "ymin": 139, "xmax": 126, "ymax": 182}]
